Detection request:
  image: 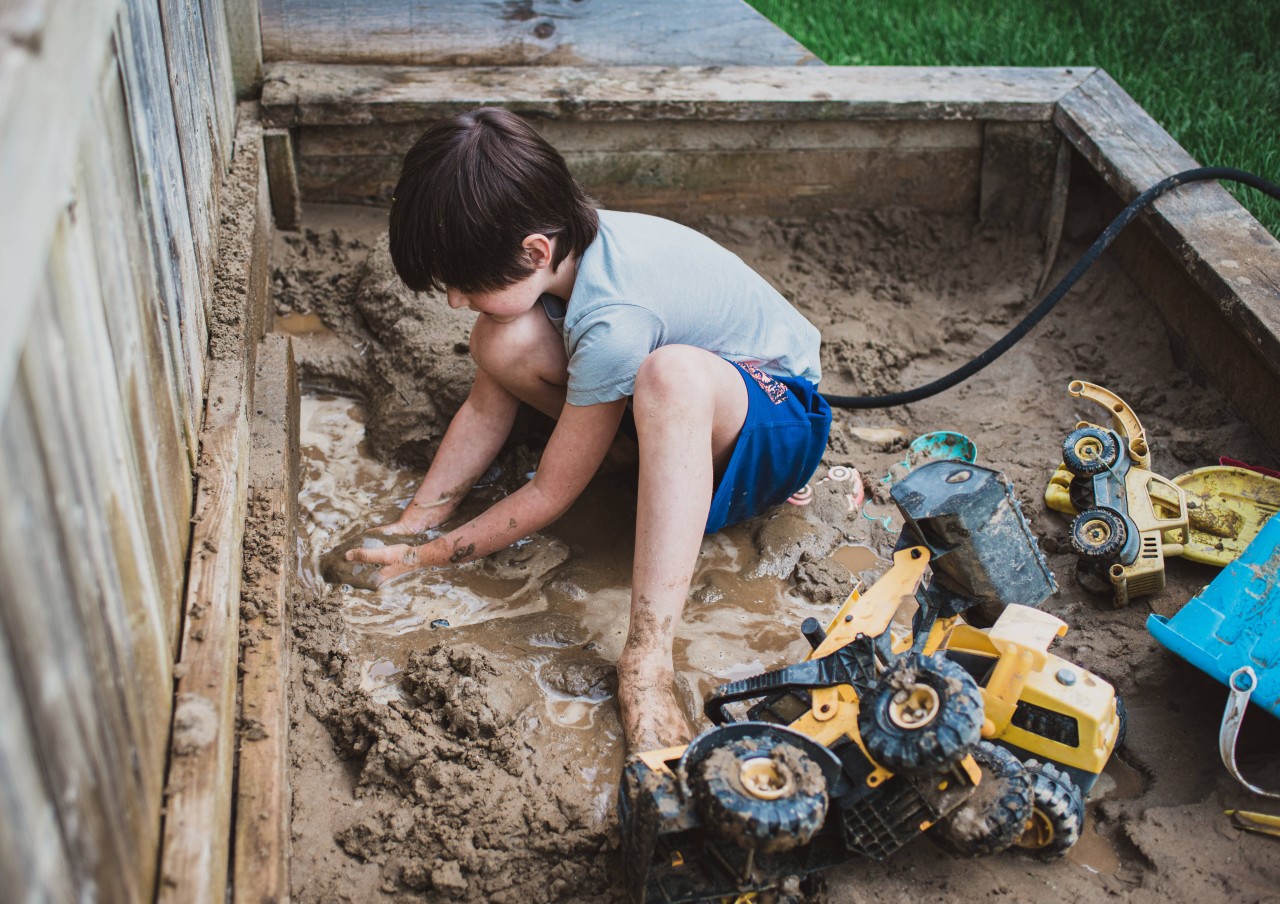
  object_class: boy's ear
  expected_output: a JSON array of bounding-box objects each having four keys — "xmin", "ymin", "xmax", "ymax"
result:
[{"xmin": 521, "ymin": 233, "xmax": 555, "ymax": 270}]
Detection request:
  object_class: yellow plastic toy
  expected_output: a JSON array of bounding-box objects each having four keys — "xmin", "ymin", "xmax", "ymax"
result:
[
  {"xmin": 1156, "ymin": 466, "xmax": 1280, "ymax": 566},
  {"xmin": 1045, "ymin": 380, "xmax": 1189, "ymax": 606}
]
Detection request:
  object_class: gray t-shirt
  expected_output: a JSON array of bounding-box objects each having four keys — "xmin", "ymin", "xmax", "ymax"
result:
[{"xmin": 542, "ymin": 210, "xmax": 822, "ymax": 406}]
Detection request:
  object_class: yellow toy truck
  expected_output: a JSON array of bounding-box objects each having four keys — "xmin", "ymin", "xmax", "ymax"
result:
[{"xmin": 619, "ymin": 462, "xmax": 1121, "ymax": 901}]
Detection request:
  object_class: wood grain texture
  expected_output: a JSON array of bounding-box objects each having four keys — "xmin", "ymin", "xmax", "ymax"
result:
[
  {"xmin": 259, "ymin": 0, "xmax": 819, "ymax": 67},
  {"xmin": 0, "ymin": 355, "xmax": 145, "ymax": 904},
  {"xmin": 117, "ymin": 0, "xmax": 209, "ymax": 462},
  {"xmin": 261, "ymin": 63, "xmax": 1094, "ymax": 128},
  {"xmin": 158, "ymin": 110, "xmax": 268, "ymax": 904},
  {"xmin": 157, "ymin": 358, "xmax": 250, "ymax": 904},
  {"xmin": 87, "ymin": 54, "xmax": 191, "ymax": 663},
  {"xmin": 157, "ymin": 0, "xmax": 224, "ymax": 322},
  {"xmin": 0, "ymin": 0, "xmax": 121, "ymax": 412},
  {"xmin": 226, "ymin": 0, "xmax": 264, "ymax": 98},
  {"xmin": 233, "ymin": 334, "xmax": 299, "ymax": 904},
  {"xmin": 264, "ymin": 128, "xmax": 303, "ymax": 231},
  {"xmin": 0, "ymin": 640, "xmax": 77, "ymax": 902}
]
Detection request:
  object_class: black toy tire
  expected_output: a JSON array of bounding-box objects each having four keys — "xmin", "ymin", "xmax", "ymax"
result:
[
  {"xmin": 1114, "ymin": 694, "xmax": 1128, "ymax": 750},
  {"xmin": 1017, "ymin": 759, "xmax": 1085, "ymax": 859},
  {"xmin": 693, "ymin": 736, "xmax": 828, "ymax": 854},
  {"xmin": 1070, "ymin": 508, "xmax": 1128, "ymax": 559},
  {"xmin": 1062, "ymin": 427, "xmax": 1119, "ymax": 476},
  {"xmin": 935, "ymin": 742, "xmax": 1033, "ymax": 857},
  {"xmin": 857, "ymin": 653, "xmax": 985, "ymax": 775}
]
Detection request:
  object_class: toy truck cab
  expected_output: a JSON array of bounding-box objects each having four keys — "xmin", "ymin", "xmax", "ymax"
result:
[{"xmin": 941, "ymin": 604, "xmax": 1123, "ymax": 794}]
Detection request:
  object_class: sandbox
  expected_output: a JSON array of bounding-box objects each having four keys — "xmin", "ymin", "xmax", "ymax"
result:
[{"xmin": 251, "ymin": 67, "xmax": 1280, "ymax": 902}]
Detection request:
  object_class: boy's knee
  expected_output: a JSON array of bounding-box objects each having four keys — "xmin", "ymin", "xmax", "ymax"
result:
[
  {"xmin": 469, "ymin": 312, "xmax": 546, "ymax": 376},
  {"xmin": 634, "ymin": 345, "xmax": 709, "ymax": 403}
]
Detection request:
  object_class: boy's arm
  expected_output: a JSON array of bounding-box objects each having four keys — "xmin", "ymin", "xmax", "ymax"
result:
[
  {"xmin": 376, "ymin": 368, "xmax": 520, "ymax": 535},
  {"xmin": 349, "ymin": 398, "xmax": 627, "ymax": 583}
]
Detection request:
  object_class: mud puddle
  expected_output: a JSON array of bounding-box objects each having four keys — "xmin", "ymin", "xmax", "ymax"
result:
[{"xmin": 297, "ymin": 393, "xmax": 839, "ymax": 806}]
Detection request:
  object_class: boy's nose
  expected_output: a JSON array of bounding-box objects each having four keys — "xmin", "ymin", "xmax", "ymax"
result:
[{"xmin": 446, "ymin": 288, "xmax": 466, "ymax": 309}]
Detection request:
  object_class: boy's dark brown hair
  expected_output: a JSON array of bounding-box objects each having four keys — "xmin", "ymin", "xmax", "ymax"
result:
[{"xmin": 389, "ymin": 107, "xmax": 598, "ymax": 294}]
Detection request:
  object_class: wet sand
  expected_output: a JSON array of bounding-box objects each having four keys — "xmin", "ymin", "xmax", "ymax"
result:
[{"xmin": 281, "ymin": 203, "xmax": 1280, "ymax": 903}]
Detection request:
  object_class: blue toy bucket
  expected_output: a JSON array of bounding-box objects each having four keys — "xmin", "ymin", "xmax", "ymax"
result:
[{"xmin": 1147, "ymin": 512, "xmax": 1280, "ymax": 720}]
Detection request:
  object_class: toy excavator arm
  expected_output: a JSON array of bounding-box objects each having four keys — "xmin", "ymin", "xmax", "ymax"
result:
[{"xmin": 1070, "ymin": 379, "xmax": 1150, "ymax": 469}]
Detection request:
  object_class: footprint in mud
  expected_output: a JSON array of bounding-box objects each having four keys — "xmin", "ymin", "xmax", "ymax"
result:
[{"xmin": 320, "ymin": 530, "xmax": 429, "ymax": 589}]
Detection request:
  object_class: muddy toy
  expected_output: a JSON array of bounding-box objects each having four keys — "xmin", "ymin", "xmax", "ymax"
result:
[
  {"xmin": 1045, "ymin": 380, "xmax": 1189, "ymax": 606},
  {"xmin": 619, "ymin": 546, "xmax": 988, "ymax": 904},
  {"xmin": 1149, "ymin": 512, "xmax": 1280, "ymax": 798},
  {"xmin": 938, "ymin": 604, "xmax": 1124, "ymax": 856},
  {"xmin": 619, "ymin": 463, "xmax": 1075, "ymax": 902}
]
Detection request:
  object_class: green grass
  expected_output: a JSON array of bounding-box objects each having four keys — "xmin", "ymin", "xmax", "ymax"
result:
[{"xmin": 747, "ymin": 0, "xmax": 1280, "ymax": 236}]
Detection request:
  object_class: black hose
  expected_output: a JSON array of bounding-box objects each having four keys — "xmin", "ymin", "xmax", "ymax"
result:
[{"xmin": 820, "ymin": 166, "xmax": 1280, "ymax": 410}]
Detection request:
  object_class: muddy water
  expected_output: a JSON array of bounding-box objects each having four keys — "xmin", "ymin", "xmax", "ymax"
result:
[
  {"xmin": 1067, "ymin": 754, "xmax": 1147, "ymax": 875},
  {"xmin": 298, "ymin": 394, "xmax": 844, "ymax": 802}
]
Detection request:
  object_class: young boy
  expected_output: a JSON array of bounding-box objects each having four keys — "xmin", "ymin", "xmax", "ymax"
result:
[{"xmin": 345, "ymin": 107, "xmax": 831, "ymax": 753}]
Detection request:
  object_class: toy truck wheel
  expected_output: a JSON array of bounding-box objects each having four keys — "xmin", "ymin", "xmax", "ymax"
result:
[
  {"xmin": 1114, "ymin": 694, "xmax": 1128, "ymax": 749},
  {"xmin": 1062, "ymin": 427, "xmax": 1119, "ymax": 476},
  {"xmin": 1070, "ymin": 508, "xmax": 1128, "ymax": 559},
  {"xmin": 935, "ymin": 742, "xmax": 1033, "ymax": 857},
  {"xmin": 693, "ymin": 736, "xmax": 828, "ymax": 854},
  {"xmin": 858, "ymin": 653, "xmax": 984, "ymax": 775},
  {"xmin": 1016, "ymin": 760, "xmax": 1085, "ymax": 859}
]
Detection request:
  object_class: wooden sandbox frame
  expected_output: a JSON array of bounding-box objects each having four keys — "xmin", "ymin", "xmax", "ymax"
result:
[
  {"xmin": 226, "ymin": 62, "xmax": 1279, "ymax": 894},
  {"xmin": 261, "ymin": 64, "xmax": 1280, "ymax": 453}
]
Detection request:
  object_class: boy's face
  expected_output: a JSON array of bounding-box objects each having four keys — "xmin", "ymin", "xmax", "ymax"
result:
[
  {"xmin": 445, "ymin": 233, "xmax": 569, "ymax": 324},
  {"xmin": 446, "ymin": 276, "xmax": 542, "ymax": 324}
]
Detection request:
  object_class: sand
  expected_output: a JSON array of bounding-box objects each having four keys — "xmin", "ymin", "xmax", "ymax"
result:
[{"xmin": 274, "ymin": 201, "xmax": 1280, "ymax": 903}]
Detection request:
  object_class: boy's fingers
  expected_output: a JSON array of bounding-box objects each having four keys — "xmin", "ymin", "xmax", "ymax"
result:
[{"xmin": 344, "ymin": 545, "xmax": 404, "ymax": 565}]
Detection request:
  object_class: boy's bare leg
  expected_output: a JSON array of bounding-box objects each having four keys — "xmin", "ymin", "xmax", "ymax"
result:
[{"xmin": 619, "ymin": 346, "xmax": 748, "ymax": 753}]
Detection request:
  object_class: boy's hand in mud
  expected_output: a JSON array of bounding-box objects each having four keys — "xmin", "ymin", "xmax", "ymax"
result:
[{"xmin": 343, "ymin": 541, "xmax": 439, "ymax": 588}]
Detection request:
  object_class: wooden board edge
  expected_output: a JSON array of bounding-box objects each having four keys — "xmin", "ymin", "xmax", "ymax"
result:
[
  {"xmin": 261, "ymin": 64, "xmax": 1096, "ymax": 128},
  {"xmin": 233, "ymin": 333, "xmax": 298, "ymax": 904},
  {"xmin": 1053, "ymin": 70, "xmax": 1280, "ymax": 383},
  {"xmin": 157, "ymin": 357, "xmax": 250, "ymax": 904}
]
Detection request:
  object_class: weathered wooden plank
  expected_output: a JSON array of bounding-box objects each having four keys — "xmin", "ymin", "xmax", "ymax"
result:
[
  {"xmin": 0, "ymin": 0, "xmax": 121, "ymax": 413},
  {"xmin": 1055, "ymin": 71, "xmax": 1280, "ymax": 450},
  {"xmin": 259, "ymin": 0, "xmax": 819, "ymax": 67},
  {"xmin": 199, "ymin": 0, "xmax": 238, "ymax": 163},
  {"xmin": 293, "ymin": 143, "xmax": 984, "ymax": 215},
  {"xmin": 158, "ymin": 357, "xmax": 250, "ymax": 904},
  {"xmin": 233, "ymin": 333, "xmax": 299, "ymax": 904},
  {"xmin": 88, "ymin": 49, "xmax": 191, "ymax": 657},
  {"xmin": 0, "ymin": 365, "xmax": 143, "ymax": 904},
  {"xmin": 301, "ymin": 117, "xmax": 985, "ymax": 159},
  {"xmin": 160, "ymin": 112, "xmax": 268, "ymax": 904},
  {"xmin": 979, "ymin": 121, "xmax": 1063, "ymax": 230},
  {"xmin": 1034, "ymin": 138, "xmax": 1073, "ymax": 295},
  {"xmin": 0, "ymin": 634, "xmax": 77, "ymax": 904},
  {"xmin": 261, "ymin": 63, "xmax": 1095, "ymax": 128},
  {"xmin": 158, "ymin": 0, "xmax": 224, "ymax": 323},
  {"xmin": 116, "ymin": 0, "xmax": 208, "ymax": 464},
  {"xmin": 35, "ymin": 177, "xmax": 190, "ymax": 898},
  {"xmin": 264, "ymin": 129, "xmax": 303, "ymax": 231},
  {"xmin": 226, "ymin": 0, "xmax": 264, "ymax": 98}
]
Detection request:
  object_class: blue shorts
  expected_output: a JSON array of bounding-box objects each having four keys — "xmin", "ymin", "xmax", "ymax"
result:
[{"xmin": 705, "ymin": 363, "xmax": 832, "ymax": 533}]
